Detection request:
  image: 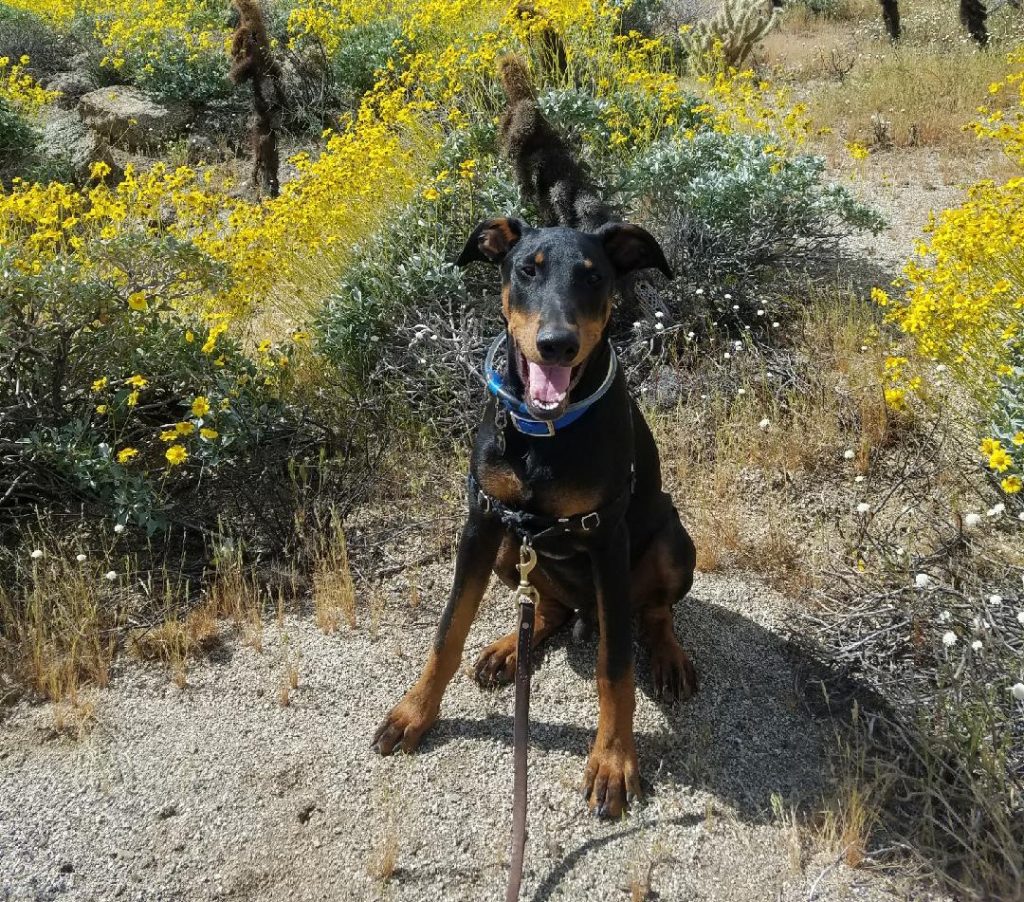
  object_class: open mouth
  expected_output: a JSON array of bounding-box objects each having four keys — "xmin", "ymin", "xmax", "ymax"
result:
[{"xmin": 517, "ymin": 352, "xmax": 585, "ymax": 419}]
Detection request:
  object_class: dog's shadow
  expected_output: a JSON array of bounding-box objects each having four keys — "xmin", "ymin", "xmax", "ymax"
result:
[{"xmin": 422, "ymin": 589, "xmax": 885, "ymax": 898}]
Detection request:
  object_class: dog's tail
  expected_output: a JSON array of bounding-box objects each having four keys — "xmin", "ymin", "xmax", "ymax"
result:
[{"xmin": 497, "ymin": 54, "xmax": 616, "ymax": 233}]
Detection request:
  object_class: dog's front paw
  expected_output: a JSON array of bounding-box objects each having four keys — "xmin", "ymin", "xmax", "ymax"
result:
[
  {"xmin": 372, "ymin": 692, "xmax": 438, "ymax": 756},
  {"xmin": 583, "ymin": 739, "xmax": 642, "ymax": 819},
  {"xmin": 473, "ymin": 635, "xmax": 517, "ymax": 688}
]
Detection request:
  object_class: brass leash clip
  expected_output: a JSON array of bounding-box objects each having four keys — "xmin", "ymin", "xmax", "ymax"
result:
[{"xmin": 516, "ymin": 540, "xmax": 539, "ymax": 606}]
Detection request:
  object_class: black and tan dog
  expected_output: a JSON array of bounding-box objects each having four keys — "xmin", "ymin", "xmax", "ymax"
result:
[{"xmin": 373, "ymin": 59, "xmax": 698, "ymax": 819}]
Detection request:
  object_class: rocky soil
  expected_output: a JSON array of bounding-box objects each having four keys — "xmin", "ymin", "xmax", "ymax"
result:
[{"xmin": 0, "ymin": 562, "xmax": 944, "ymax": 902}]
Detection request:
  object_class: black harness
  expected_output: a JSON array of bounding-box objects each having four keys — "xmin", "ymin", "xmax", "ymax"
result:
[{"xmin": 467, "ymin": 468, "xmax": 635, "ymax": 544}]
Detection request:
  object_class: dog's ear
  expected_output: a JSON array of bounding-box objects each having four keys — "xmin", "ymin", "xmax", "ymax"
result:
[
  {"xmin": 455, "ymin": 217, "xmax": 527, "ymax": 266},
  {"xmin": 593, "ymin": 222, "xmax": 673, "ymax": 280}
]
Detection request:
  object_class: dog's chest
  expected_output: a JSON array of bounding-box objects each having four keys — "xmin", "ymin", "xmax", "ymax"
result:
[{"xmin": 478, "ymin": 449, "xmax": 605, "ymax": 518}]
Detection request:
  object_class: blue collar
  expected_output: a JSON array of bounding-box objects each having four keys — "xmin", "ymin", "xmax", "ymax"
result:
[{"xmin": 483, "ymin": 332, "xmax": 617, "ymax": 437}]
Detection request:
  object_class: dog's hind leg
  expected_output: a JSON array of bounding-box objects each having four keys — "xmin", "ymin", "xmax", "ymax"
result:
[
  {"xmin": 632, "ymin": 512, "xmax": 698, "ymax": 703},
  {"xmin": 473, "ymin": 594, "xmax": 572, "ymax": 687},
  {"xmin": 373, "ymin": 511, "xmax": 502, "ymax": 755}
]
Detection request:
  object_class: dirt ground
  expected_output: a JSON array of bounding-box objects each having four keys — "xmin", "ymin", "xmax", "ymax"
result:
[{"xmin": 0, "ymin": 561, "xmax": 946, "ymax": 902}]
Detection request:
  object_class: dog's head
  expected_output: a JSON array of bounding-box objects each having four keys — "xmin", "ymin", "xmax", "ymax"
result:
[{"xmin": 456, "ymin": 218, "xmax": 671, "ymax": 419}]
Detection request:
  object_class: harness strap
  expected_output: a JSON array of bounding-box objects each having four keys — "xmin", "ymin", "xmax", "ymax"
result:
[{"xmin": 468, "ymin": 469, "xmax": 634, "ymax": 543}]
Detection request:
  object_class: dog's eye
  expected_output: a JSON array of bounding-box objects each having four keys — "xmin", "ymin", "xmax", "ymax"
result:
[
  {"xmin": 586, "ymin": 271, "xmax": 603, "ymax": 287},
  {"xmin": 519, "ymin": 263, "xmax": 536, "ymax": 279}
]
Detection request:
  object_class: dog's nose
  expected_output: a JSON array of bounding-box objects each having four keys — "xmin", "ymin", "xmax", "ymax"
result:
[{"xmin": 536, "ymin": 327, "xmax": 579, "ymax": 365}]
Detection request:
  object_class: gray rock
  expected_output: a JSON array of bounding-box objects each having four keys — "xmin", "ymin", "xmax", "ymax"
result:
[
  {"xmin": 45, "ymin": 70, "xmax": 98, "ymax": 108},
  {"xmin": 78, "ymin": 86, "xmax": 192, "ymax": 151},
  {"xmin": 41, "ymin": 111, "xmax": 122, "ymax": 184}
]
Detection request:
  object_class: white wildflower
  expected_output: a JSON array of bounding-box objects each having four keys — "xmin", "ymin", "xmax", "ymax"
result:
[
  {"xmin": 942, "ymin": 631, "xmax": 957, "ymax": 647},
  {"xmin": 105, "ymin": 571, "xmax": 117, "ymax": 581},
  {"xmin": 971, "ymin": 639, "xmax": 983, "ymax": 651},
  {"xmin": 989, "ymin": 594, "xmax": 1003, "ymax": 606},
  {"xmin": 76, "ymin": 553, "xmax": 87, "ymax": 563},
  {"xmin": 964, "ymin": 512, "xmax": 981, "ymax": 528},
  {"xmin": 759, "ymin": 418, "xmax": 770, "ymax": 430},
  {"xmin": 1012, "ymin": 683, "xmax": 1024, "ymax": 702},
  {"xmin": 937, "ymin": 610, "xmax": 951, "ymax": 623},
  {"xmin": 30, "ymin": 549, "xmax": 43, "ymax": 560},
  {"xmin": 114, "ymin": 523, "xmax": 125, "ymax": 534},
  {"xmin": 915, "ymin": 573, "xmax": 932, "ymax": 589},
  {"xmin": 857, "ymin": 503, "xmax": 870, "ymax": 514},
  {"xmin": 843, "ymin": 449, "xmax": 855, "ymax": 460}
]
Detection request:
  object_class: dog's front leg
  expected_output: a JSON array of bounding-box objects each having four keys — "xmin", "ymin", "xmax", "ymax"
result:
[
  {"xmin": 583, "ymin": 521, "xmax": 641, "ymax": 818},
  {"xmin": 374, "ymin": 508, "xmax": 502, "ymax": 756}
]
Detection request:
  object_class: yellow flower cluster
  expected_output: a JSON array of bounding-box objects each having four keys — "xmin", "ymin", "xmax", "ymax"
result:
[
  {"xmin": 693, "ymin": 67, "xmax": 809, "ymax": 148},
  {"xmin": 0, "ymin": 55, "xmax": 59, "ymax": 113},
  {"xmin": 3, "ymin": 0, "xmax": 818, "ymax": 483},
  {"xmin": 5, "ymin": 0, "xmax": 227, "ymax": 96},
  {"xmin": 877, "ymin": 49, "xmax": 1024, "ymax": 496}
]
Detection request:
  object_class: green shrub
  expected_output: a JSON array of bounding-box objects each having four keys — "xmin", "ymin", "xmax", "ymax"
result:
[
  {"xmin": 619, "ymin": 130, "xmax": 884, "ymax": 282},
  {"xmin": 0, "ymin": 97, "xmax": 38, "ymax": 165}
]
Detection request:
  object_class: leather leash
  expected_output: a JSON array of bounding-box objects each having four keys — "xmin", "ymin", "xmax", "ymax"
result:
[{"xmin": 506, "ymin": 541, "xmax": 538, "ymax": 902}]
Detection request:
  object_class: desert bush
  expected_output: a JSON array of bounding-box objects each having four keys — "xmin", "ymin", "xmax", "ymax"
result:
[
  {"xmin": 0, "ymin": 5, "xmax": 65, "ymax": 71},
  {"xmin": 0, "ymin": 97, "xmax": 37, "ymax": 165},
  {"xmin": 2, "ymin": 0, "xmax": 230, "ymax": 102},
  {"xmin": 0, "ymin": 54, "xmax": 58, "ymax": 173},
  {"xmin": 875, "ymin": 49, "xmax": 1024, "ymax": 503},
  {"xmin": 0, "ymin": 163, "xmax": 313, "ymax": 535},
  {"xmin": 620, "ymin": 129, "xmax": 883, "ymax": 280},
  {"xmin": 679, "ymin": 0, "xmax": 780, "ymax": 75}
]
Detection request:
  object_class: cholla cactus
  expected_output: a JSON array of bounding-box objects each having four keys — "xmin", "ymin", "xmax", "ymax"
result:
[{"xmin": 680, "ymin": 0, "xmax": 781, "ymax": 76}]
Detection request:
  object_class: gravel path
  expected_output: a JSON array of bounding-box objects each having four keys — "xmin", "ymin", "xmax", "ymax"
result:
[{"xmin": 1, "ymin": 566, "xmax": 933, "ymax": 902}]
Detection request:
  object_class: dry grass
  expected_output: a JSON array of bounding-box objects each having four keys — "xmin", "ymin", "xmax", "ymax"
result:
[
  {"xmin": 0, "ymin": 540, "xmax": 126, "ymax": 706},
  {"xmin": 368, "ymin": 829, "xmax": 399, "ymax": 883},
  {"xmin": 651, "ymin": 286, "xmax": 893, "ymax": 588},
  {"xmin": 760, "ymin": 0, "xmax": 1024, "ymax": 157},
  {"xmin": 312, "ymin": 509, "xmax": 357, "ymax": 633}
]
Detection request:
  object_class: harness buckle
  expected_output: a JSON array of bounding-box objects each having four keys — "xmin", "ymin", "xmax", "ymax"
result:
[{"xmin": 580, "ymin": 512, "xmax": 601, "ymax": 532}]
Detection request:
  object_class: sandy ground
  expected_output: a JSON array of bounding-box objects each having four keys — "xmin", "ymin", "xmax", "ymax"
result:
[{"xmin": 0, "ymin": 565, "xmax": 941, "ymax": 902}]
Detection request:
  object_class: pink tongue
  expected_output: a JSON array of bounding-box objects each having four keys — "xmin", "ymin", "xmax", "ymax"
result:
[{"xmin": 527, "ymin": 360, "xmax": 572, "ymax": 404}]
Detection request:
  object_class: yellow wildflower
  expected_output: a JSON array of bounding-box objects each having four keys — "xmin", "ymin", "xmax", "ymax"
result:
[
  {"xmin": 989, "ymin": 448, "xmax": 1012, "ymax": 472},
  {"xmin": 160, "ymin": 429, "xmax": 177, "ymax": 441},
  {"xmin": 165, "ymin": 445, "xmax": 188, "ymax": 466},
  {"xmin": 1001, "ymin": 474, "xmax": 1022, "ymax": 493},
  {"xmin": 200, "ymin": 427, "xmax": 219, "ymax": 440},
  {"xmin": 116, "ymin": 447, "xmax": 139, "ymax": 464},
  {"xmin": 127, "ymin": 291, "xmax": 148, "ymax": 312},
  {"xmin": 126, "ymin": 374, "xmax": 148, "ymax": 389},
  {"xmin": 175, "ymin": 422, "xmax": 195, "ymax": 436},
  {"xmin": 191, "ymin": 396, "xmax": 211, "ymax": 417},
  {"xmin": 91, "ymin": 377, "xmax": 108, "ymax": 393}
]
